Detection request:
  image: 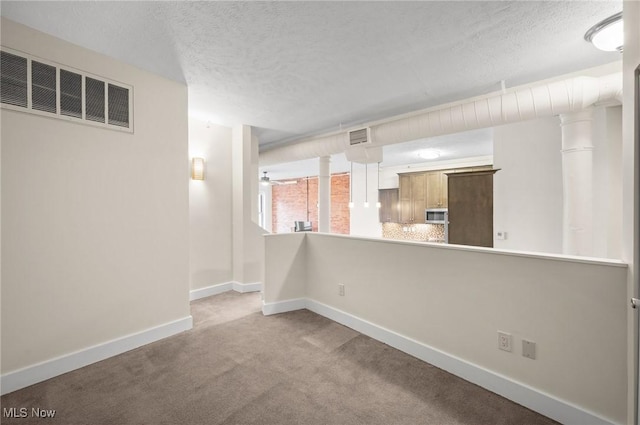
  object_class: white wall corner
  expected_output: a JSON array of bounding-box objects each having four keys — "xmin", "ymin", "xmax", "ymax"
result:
[
  {"xmin": 262, "ymin": 298, "xmax": 307, "ymax": 316},
  {"xmin": 0, "ymin": 316, "xmax": 193, "ymax": 396},
  {"xmin": 190, "ymin": 281, "xmax": 262, "ymax": 302},
  {"xmin": 189, "ymin": 282, "xmax": 234, "ymax": 301},
  {"xmin": 232, "ymin": 281, "xmax": 262, "ymax": 293}
]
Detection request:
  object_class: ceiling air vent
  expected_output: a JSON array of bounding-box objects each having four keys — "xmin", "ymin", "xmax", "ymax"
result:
[
  {"xmin": 349, "ymin": 128, "xmax": 371, "ymax": 146},
  {"xmin": 0, "ymin": 47, "xmax": 133, "ymax": 132}
]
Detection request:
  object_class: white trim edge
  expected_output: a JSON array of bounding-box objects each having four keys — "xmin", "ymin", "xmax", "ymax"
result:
[
  {"xmin": 0, "ymin": 315, "xmax": 193, "ymax": 396},
  {"xmin": 189, "ymin": 282, "xmax": 262, "ymax": 301},
  {"xmin": 232, "ymin": 281, "xmax": 262, "ymax": 293},
  {"xmin": 262, "ymin": 298, "xmax": 306, "ymax": 316},
  {"xmin": 189, "ymin": 282, "xmax": 233, "ymax": 301},
  {"xmin": 262, "ymin": 298, "xmax": 616, "ymax": 425}
]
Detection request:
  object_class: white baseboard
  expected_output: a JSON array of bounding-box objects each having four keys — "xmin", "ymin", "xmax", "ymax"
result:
[
  {"xmin": 190, "ymin": 281, "xmax": 262, "ymax": 301},
  {"xmin": 263, "ymin": 297, "xmax": 615, "ymax": 425},
  {"xmin": 262, "ymin": 298, "xmax": 306, "ymax": 316},
  {"xmin": 232, "ymin": 281, "xmax": 262, "ymax": 293},
  {"xmin": 1, "ymin": 315, "xmax": 193, "ymax": 396},
  {"xmin": 189, "ymin": 282, "xmax": 233, "ymax": 301}
]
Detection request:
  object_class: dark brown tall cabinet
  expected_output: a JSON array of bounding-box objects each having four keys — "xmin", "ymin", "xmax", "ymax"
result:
[
  {"xmin": 378, "ymin": 189, "xmax": 399, "ymax": 223},
  {"xmin": 447, "ymin": 170, "xmax": 498, "ymax": 248}
]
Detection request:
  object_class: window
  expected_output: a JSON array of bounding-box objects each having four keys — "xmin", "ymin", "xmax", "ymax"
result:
[{"xmin": 0, "ymin": 48, "xmax": 133, "ymax": 132}]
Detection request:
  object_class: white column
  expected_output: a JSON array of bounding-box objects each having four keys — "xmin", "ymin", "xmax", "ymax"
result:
[
  {"xmin": 559, "ymin": 109, "xmax": 594, "ymax": 256},
  {"xmin": 232, "ymin": 124, "xmax": 261, "ymax": 283},
  {"xmin": 318, "ymin": 156, "xmax": 331, "ymax": 233}
]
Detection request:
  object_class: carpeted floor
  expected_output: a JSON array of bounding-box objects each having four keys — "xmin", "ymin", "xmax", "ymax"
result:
[{"xmin": 1, "ymin": 292, "xmax": 558, "ymax": 425}]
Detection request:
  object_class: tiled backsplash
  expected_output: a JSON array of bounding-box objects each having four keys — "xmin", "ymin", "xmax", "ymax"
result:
[{"xmin": 382, "ymin": 223, "xmax": 445, "ymax": 242}]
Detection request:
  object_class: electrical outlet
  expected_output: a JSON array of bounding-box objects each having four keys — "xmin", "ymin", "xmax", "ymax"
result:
[
  {"xmin": 338, "ymin": 284, "xmax": 345, "ymax": 296},
  {"xmin": 498, "ymin": 331, "xmax": 512, "ymax": 352},
  {"xmin": 496, "ymin": 231, "xmax": 508, "ymax": 240},
  {"xmin": 522, "ymin": 340, "xmax": 536, "ymax": 359}
]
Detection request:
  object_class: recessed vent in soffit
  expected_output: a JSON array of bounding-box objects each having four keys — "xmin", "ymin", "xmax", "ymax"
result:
[{"xmin": 0, "ymin": 48, "xmax": 133, "ymax": 132}]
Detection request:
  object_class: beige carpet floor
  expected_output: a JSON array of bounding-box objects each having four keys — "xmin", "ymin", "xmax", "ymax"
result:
[{"xmin": 1, "ymin": 292, "xmax": 558, "ymax": 425}]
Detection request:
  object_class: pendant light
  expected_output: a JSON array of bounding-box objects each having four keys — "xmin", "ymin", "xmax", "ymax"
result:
[
  {"xmin": 348, "ymin": 162, "xmax": 354, "ymax": 209},
  {"xmin": 364, "ymin": 163, "xmax": 369, "ymax": 208},
  {"xmin": 260, "ymin": 171, "xmax": 271, "ymax": 186}
]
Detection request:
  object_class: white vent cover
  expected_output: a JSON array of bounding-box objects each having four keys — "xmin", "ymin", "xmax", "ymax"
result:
[
  {"xmin": 349, "ymin": 128, "xmax": 371, "ymax": 146},
  {"xmin": 0, "ymin": 47, "xmax": 133, "ymax": 132}
]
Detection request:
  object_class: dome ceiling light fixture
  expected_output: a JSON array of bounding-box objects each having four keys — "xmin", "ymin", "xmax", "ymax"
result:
[
  {"xmin": 584, "ymin": 12, "xmax": 623, "ymax": 52},
  {"xmin": 418, "ymin": 149, "xmax": 441, "ymax": 160}
]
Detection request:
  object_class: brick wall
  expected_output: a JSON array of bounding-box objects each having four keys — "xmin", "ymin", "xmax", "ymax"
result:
[
  {"xmin": 330, "ymin": 174, "xmax": 350, "ymax": 234},
  {"xmin": 272, "ymin": 174, "xmax": 350, "ymax": 234}
]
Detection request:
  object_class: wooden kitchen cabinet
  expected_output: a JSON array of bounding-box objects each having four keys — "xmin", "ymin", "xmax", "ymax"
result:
[
  {"xmin": 398, "ymin": 165, "xmax": 492, "ymax": 223},
  {"xmin": 447, "ymin": 169, "xmax": 497, "ymax": 248},
  {"xmin": 378, "ymin": 189, "xmax": 399, "ymax": 223},
  {"xmin": 426, "ymin": 171, "xmax": 448, "ymax": 208},
  {"xmin": 398, "ymin": 173, "xmax": 426, "ymax": 223}
]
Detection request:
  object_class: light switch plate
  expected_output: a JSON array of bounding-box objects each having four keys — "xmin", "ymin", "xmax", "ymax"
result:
[{"xmin": 523, "ymin": 340, "xmax": 536, "ymax": 359}]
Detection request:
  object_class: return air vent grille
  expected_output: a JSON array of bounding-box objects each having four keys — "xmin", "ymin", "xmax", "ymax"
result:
[
  {"xmin": 60, "ymin": 69, "xmax": 82, "ymax": 118},
  {"xmin": 0, "ymin": 47, "xmax": 133, "ymax": 132},
  {"xmin": 349, "ymin": 128, "xmax": 370, "ymax": 146},
  {"xmin": 32, "ymin": 61, "xmax": 57, "ymax": 113},
  {"xmin": 108, "ymin": 83, "xmax": 129, "ymax": 127},
  {"xmin": 0, "ymin": 50, "xmax": 28, "ymax": 107},
  {"xmin": 86, "ymin": 77, "xmax": 105, "ymax": 123}
]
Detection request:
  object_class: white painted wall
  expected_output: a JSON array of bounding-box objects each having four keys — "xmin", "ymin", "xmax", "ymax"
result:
[
  {"xmin": 493, "ymin": 111, "xmax": 623, "ymax": 258},
  {"xmin": 349, "ymin": 162, "xmax": 381, "ymax": 237},
  {"xmin": 263, "ymin": 233, "xmax": 307, "ymax": 304},
  {"xmin": 1, "ymin": 19, "xmax": 190, "ymax": 373},
  {"xmin": 263, "ymin": 232, "xmax": 628, "ymax": 424},
  {"xmin": 592, "ymin": 106, "xmax": 623, "ymax": 259},
  {"xmin": 622, "ymin": 1, "xmax": 640, "ymax": 421},
  {"xmin": 493, "ymin": 117, "xmax": 563, "ymax": 254},
  {"xmin": 189, "ymin": 118, "xmax": 233, "ymax": 290},
  {"xmin": 232, "ymin": 125, "xmax": 266, "ymax": 284}
]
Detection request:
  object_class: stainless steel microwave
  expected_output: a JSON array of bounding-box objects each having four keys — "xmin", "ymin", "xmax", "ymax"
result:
[{"xmin": 425, "ymin": 208, "xmax": 448, "ymax": 224}]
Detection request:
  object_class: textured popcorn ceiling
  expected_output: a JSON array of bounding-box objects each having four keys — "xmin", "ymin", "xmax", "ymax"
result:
[{"xmin": 0, "ymin": 1, "xmax": 621, "ymax": 149}]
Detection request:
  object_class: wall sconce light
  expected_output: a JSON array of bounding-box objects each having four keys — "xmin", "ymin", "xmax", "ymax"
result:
[
  {"xmin": 584, "ymin": 12, "xmax": 623, "ymax": 52},
  {"xmin": 191, "ymin": 157, "xmax": 205, "ymax": 180}
]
